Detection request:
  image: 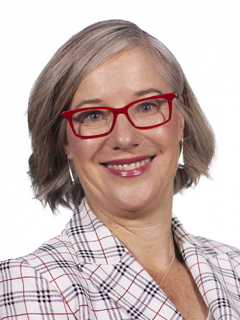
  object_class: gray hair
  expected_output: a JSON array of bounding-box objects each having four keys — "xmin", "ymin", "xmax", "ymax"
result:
[{"xmin": 27, "ymin": 19, "xmax": 215, "ymax": 212}]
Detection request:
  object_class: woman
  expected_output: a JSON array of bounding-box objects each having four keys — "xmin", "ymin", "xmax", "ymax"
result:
[{"xmin": 0, "ymin": 20, "xmax": 239, "ymax": 320}]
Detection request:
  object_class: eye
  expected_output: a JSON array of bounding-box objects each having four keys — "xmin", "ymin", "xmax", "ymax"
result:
[
  {"xmin": 83, "ymin": 111, "xmax": 103, "ymax": 122},
  {"xmin": 136, "ymin": 102, "xmax": 159, "ymax": 113},
  {"xmin": 72, "ymin": 109, "xmax": 110, "ymax": 125}
]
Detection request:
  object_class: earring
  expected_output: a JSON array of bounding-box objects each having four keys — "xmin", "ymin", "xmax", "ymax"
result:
[
  {"xmin": 178, "ymin": 139, "xmax": 185, "ymax": 169},
  {"xmin": 67, "ymin": 156, "xmax": 75, "ymax": 185}
]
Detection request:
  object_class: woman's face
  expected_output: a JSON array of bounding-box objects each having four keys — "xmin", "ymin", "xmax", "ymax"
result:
[{"xmin": 65, "ymin": 47, "xmax": 184, "ymax": 217}]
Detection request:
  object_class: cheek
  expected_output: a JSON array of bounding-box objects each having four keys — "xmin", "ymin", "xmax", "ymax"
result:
[
  {"xmin": 151, "ymin": 113, "xmax": 181, "ymax": 148},
  {"xmin": 69, "ymin": 140, "xmax": 94, "ymax": 165},
  {"xmin": 66, "ymin": 126, "xmax": 91, "ymax": 161},
  {"xmin": 66, "ymin": 125, "xmax": 107, "ymax": 167}
]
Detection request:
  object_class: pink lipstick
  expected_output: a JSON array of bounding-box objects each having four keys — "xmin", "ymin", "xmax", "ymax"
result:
[{"xmin": 101, "ymin": 156, "xmax": 154, "ymax": 178}]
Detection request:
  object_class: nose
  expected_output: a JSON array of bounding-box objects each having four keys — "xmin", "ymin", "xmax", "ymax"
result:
[{"xmin": 107, "ymin": 114, "xmax": 142, "ymax": 150}]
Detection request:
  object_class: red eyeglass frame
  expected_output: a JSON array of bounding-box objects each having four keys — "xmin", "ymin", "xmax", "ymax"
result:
[{"xmin": 61, "ymin": 92, "xmax": 177, "ymax": 139}]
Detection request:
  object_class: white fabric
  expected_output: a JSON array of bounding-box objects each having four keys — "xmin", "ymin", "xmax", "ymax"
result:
[{"xmin": 206, "ymin": 311, "xmax": 214, "ymax": 320}]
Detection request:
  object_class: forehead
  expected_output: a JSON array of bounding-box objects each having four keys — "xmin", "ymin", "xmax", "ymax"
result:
[{"xmin": 71, "ymin": 47, "xmax": 171, "ymax": 106}]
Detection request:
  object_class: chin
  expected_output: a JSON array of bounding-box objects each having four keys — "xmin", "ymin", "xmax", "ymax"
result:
[{"xmin": 110, "ymin": 192, "xmax": 154, "ymax": 214}]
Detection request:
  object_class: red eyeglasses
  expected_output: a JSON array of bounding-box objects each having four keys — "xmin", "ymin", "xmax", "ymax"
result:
[{"xmin": 61, "ymin": 93, "xmax": 177, "ymax": 139}]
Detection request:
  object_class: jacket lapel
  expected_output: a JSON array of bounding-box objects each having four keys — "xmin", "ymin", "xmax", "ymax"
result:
[
  {"xmin": 173, "ymin": 216, "xmax": 240, "ymax": 319},
  {"xmin": 81, "ymin": 251, "xmax": 184, "ymax": 320}
]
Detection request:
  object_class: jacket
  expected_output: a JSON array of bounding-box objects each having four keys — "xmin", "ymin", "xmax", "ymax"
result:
[{"xmin": 1, "ymin": 198, "xmax": 240, "ymax": 319}]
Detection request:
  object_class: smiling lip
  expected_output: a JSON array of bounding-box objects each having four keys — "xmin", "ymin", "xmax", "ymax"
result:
[
  {"xmin": 104, "ymin": 155, "xmax": 153, "ymax": 165},
  {"xmin": 101, "ymin": 155, "xmax": 154, "ymax": 178}
]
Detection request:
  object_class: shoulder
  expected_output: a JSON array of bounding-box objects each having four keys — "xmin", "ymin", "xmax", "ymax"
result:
[
  {"xmin": 190, "ymin": 234, "xmax": 240, "ymax": 276},
  {"xmin": 194, "ymin": 234, "xmax": 240, "ymax": 258},
  {"xmin": 0, "ymin": 232, "xmax": 81, "ymax": 318},
  {"xmin": 0, "ymin": 231, "xmax": 80, "ymax": 282},
  {"xmin": 172, "ymin": 215, "xmax": 240, "ymax": 259},
  {"xmin": 172, "ymin": 215, "xmax": 240, "ymax": 280}
]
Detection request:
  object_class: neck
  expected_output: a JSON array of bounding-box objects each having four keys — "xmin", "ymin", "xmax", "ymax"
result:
[{"xmin": 86, "ymin": 193, "xmax": 175, "ymax": 276}]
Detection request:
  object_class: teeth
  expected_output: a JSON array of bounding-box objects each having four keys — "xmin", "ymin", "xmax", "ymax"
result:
[
  {"xmin": 136, "ymin": 162, "xmax": 141, "ymax": 168},
  {"xmin": 106, "ymin": 158, "xmax": 151, "ymax": 170}
]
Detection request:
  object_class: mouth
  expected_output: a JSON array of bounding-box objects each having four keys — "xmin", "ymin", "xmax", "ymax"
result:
[
  {"xmin": 104, "ymin": 157, "xmax": 153, "ymax": 171},
  {"xmin": 101, "ymin": 156, "xmax": 155, "ymax": 178}
]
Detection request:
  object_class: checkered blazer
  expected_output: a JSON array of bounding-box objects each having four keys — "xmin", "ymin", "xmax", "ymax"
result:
[{"xmin": 1, "ymin": 198, "xmax": 240, "ymax": 319}]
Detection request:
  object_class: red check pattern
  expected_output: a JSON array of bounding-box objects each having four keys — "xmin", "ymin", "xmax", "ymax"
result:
[{"xmin": 1, "ymin": 198, "xmax": 240, "ymax": 319}]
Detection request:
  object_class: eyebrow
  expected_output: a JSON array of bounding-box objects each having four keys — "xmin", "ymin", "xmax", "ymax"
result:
[
  {"xmin": 135, "ymin": 88, "xmax": 163, "ymax": 96},
  {"xmin": 73, "ymin": 88, "xmax": 164, "ymax": 109},
  {"xmin": 74, "ymin": 98, "xmax": 102, "ymax": 109}
]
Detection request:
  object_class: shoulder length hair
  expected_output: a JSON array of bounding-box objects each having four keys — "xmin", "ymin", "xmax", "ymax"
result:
[{"xmin": 27, "ymin": 19, "xmax": 215, "ymax": 212}]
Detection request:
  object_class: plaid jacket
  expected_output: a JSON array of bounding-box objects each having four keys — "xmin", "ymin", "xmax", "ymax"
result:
[{"xmin": 1, "ymin": 198, "xmax": 240, "ymax": 319}]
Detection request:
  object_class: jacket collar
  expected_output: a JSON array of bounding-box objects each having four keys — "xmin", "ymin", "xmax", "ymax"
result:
[
  {"xmin": 65, "ymin": 198, "xmax": 125, "ymax": 265},
  {"xmin": 173, "ymin": 215, "xmax": 240, "ymax": 319},
  {"xmin": 65, "ymin": 198, "xmax": 240, "ymax": 319}
]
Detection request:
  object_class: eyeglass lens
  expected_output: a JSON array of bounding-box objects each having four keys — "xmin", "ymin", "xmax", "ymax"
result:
[{"xmin": 71, "ymin": 97, "xmax": 170, "ymax": 137}]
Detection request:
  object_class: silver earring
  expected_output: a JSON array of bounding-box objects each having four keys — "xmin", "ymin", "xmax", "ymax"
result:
[
  {"xmin": 178, "ymin": 139, "xmax": 185, "ymax": 169},
  {"xmin": 68, "ymin": 156, "xmax": 75, "ymax": 185}
]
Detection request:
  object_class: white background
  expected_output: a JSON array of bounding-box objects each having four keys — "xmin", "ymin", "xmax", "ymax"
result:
[{"xmin": 0, "ymin": 0, "xmax": 240, "ymax": 261}]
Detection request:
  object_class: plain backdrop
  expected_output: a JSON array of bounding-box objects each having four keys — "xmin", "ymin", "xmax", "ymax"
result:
[{"xmin": 0, "ymin": 0, "xmax": 240, "ymax": 261}]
